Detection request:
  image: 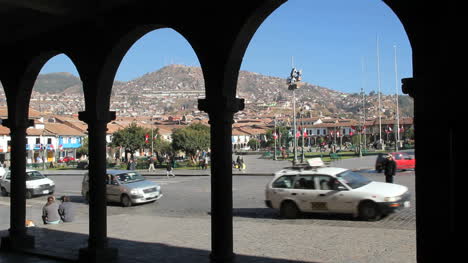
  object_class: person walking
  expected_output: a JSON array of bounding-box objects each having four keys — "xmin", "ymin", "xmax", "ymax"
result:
[
  {"xmin": 58, "ymin": 196, "xmax": 75, "ymax": 222},
  {"xmin": 148, "ymin": 156, "xmax": 156, "ymax": 172},
  {"xmin": 42, "ymin": 196, "xmax": 61, "ymax": 224},
  {"xmin": 166, "ymin": 159, "xmax": 175, "ymax": 177},
  {"xmin": 129, "ymin": 159, "xmax": 137, "ymax": 170},
  {"xmin": 384, "ymin": 153, "xmax": 397, "ymax": 183}
]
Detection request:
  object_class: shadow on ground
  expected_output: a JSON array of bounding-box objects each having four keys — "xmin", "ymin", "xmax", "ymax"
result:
[{"xmin": 0, "ymin": 228, "xmax": 319, "ymax": 263}]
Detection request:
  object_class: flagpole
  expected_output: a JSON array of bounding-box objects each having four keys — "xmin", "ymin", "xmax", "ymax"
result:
[
  {"xmin": 394, "ymin": 45, "xmax": 400, "ymax": 151},
  {"xmin": 274, "ymin": 117, "xmax": 277, "ymax": 160},
  {"xmin": 377, "ymin": 36, "xmax": 383, "ymax": 149}
]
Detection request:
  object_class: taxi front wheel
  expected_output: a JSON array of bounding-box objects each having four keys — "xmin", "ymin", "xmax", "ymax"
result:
[
  {"xmin": 280, "ymin": 201, "xmax": 300, "ymax": 219},
  {"xmin": 358, "ymin": 201, "xmax": 381, "ymax": 221}
]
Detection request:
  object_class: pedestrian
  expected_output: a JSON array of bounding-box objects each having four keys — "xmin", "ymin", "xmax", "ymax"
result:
[
  {"xmin": 42, "ymin": 196, "xmax": 61, "ymax": 224},
  {"xmin": 58, "ymin": 196, "xmax": 75, "ymax": 222},
  {"xmin": 129, "ymin": 159, "xmax": 137, "ymax": 170},
  {"xmin": 166, "ymin": 160, "xmax": 175, "ymax": 177},
  {"xmin": 148, "ymin": 157, "xmax": 156, "ymax": 172},
  {"xmin": 237, "ymin": 156, "xmax": 244, "ymax": 171},
  {"xmin": 384, "ymin": 153, "xmax": 397, "ymax": 183}
]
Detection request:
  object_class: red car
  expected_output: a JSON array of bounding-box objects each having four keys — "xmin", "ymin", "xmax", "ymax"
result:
[
  {"xmin": 58, "ymin": 156, "xmax": 75, "ymax": 163},
  {"xmin": 375, "ymin": 152, "xmax": 415, "ymax": 172},
  {"xmin": 390, "ymin": 152, "xmax": 415, "ymax": 170}
]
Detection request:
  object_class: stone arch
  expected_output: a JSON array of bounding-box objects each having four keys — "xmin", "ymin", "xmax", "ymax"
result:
[
  {"xmin": 0, "ymin": 50, "xmax": 84, "ymax": 124},
  {"xmin": 88, "ymin": 24, "xmax": 207, "ymax": 114}
]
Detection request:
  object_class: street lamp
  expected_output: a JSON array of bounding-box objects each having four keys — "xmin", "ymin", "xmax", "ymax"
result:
[{"xmin": 287, "ymin": 67, "xmax": 302, "ymax": 164}]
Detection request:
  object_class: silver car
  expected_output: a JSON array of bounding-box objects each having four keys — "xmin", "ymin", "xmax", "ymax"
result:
[{"xmin": 81, "ymin": 170, "xmax": 163, "ymax": 207}]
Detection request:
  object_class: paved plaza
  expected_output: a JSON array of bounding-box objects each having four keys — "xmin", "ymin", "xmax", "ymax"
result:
[{"xmin": 0, "ymin": 154, "xmax": 416, "ymax": 263}]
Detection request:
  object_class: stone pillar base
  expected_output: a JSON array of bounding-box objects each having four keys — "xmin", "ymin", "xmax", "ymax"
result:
[
  {"xmin": 210, "ymin": 253, "xmax": 236, "ymax": 263},
  {"xmin": 0, "ymin": 234, "xmax": 35, "ymax": 250},
  {"xmin": 78, "ymin": 246, "xmax": 118, "ymax": 263}
]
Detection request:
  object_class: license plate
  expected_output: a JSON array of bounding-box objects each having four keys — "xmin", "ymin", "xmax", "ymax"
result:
[
  {"xmin": 404, "ymin": 201, "xmax": 410, "ymax": 208},
  {"xmin": 42, "ymin": 190, "xmax": 49, "ymax": 194}
]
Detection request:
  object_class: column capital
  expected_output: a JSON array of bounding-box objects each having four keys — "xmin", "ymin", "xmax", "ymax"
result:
[
  {"xmin": 198, "ymin": 97, "xmax": 244, "ymax": 114},
  {"xmin": 78, "ymin": 111, "xmax": 116, "ymax": 124},
  {"xmin": 1, "ymin": 119, "xmax": 34, "ymax": 130},
  {"xmin": 401, "ymin": 77, "xmax": 415, "ymax": 99}
]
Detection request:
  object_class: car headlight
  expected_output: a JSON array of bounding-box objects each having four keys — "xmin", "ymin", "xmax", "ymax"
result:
[
  {"xmin": 130, "ymin": 189, "xmax": 140, "ymax": 195},
  {"xmin": 384, "ymin": 196, "xmax": 401, "ymax": 202}
]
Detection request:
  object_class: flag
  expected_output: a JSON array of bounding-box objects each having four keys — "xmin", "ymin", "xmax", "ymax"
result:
[
  {"xmin": 303, "ymin": 128, "xmax": 307, "ymax": 137},
  {"xmin": 145, "ymin": 133, "xmax": 149, "ymax": 143},
  {"xmin": 296, "ymin": 130, "xmax": 300, "ymax": 138},
  {"xmin": 273, "ymin": 132, "xmax": 278, "ymax": 140}
]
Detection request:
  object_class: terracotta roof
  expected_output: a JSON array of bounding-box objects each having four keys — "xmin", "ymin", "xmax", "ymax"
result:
[{"xmin": 45, "ymin": 123, "xmax": 85, "ymax": 136}]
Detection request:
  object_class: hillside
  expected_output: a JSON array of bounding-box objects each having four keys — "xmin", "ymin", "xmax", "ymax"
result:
[{"xmin": 0, "ymin": 64, "xmax": 413, "ymax": 118}]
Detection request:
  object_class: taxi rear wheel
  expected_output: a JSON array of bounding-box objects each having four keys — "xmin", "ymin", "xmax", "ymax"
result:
[
  {"xmin": 358, "ymin": 201, "xmax": 381, "ymax": 221},
  {"xmin": 280, "ymin": 201, "xmax": 300, "ymax": 219},
  {"xmin": 1, "ymin": 187, "xmax": 8, "ymax": 196}
]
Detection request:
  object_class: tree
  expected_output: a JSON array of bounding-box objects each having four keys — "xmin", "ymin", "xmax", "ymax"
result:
[
  {"xmin": 76, "ymin": 137, "xmax": 89, "ymax": 157},
  {"xmin": 171, "ymin": 123, "xmax": 210, "ymax": 164},
  {"xmin": 110, "ymin": 122, "xmax": 149, "ymax": 161}
]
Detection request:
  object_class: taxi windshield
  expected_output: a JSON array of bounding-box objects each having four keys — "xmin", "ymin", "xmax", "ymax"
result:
[
  {"xmin": 116, "ymin": 172, "xmax": 145, "ymax": 184},
  {"xmin": 336, "ymin": 170, "xmax": 371, "ymax": 189}
]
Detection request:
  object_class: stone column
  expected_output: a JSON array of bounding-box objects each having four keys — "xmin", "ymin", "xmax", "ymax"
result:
[
  {"xmin": 199, "ymin": 97, "xmax": 244, "ymax": 263},
  {"xmin": 0, "ymin": 118, "xmax": 35, "ymax": 250},
  {"xmin": 78, "ymin": 111, "xmax": 118, "ymax": 263}
]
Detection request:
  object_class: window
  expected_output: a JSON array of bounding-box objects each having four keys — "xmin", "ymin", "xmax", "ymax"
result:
[
  {"xmin": 293, "ymin": 175, "xmax": 315, "ymax": 189},
  {"xmin": 36, "ymin": 138, "xmax": 40, "ymax": 144},
  {"xmin": 47, "ymin": 138, "xmax": 52, "ymax": 144},
  {"xmin": 315, "ymin": 175, "xmax": 334, "ymax": 190},
  {"xmin": 272, "ymin": 175, "xmax": 295, "ymax": 188}
]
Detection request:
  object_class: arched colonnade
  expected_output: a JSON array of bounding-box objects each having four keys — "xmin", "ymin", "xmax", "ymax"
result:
[{"xmin": 0, "ymin": 1, "xmax": 464, "ymax": 262}]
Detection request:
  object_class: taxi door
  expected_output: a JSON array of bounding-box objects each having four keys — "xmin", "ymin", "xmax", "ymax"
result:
[
  {"xmin": 292, "ymin": 175, "xmax": 322, "ymax": 212},
  {"xmin": 303, "ymin": 175, "xmax": 350, "ymax": 213},
  {"xmin": 268, "ymin": 174, "xmax": 297, "ymax": 209},
  {"xmin": 106, "ymin": 174, "xmax": 122, "ymax": 202}
]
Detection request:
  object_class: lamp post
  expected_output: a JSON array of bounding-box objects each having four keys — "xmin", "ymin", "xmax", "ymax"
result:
[{"xmin": 287, "ymin": 67, "xmax": 302, "ymax": 165}]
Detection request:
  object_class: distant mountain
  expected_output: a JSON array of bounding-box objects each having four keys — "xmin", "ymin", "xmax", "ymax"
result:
[
  {"xmin": 33, "ymin": 72, "xmax": 82, "ymax": 94},
  {"xmin": 19, "ymin": 64, "xmax": 413, "ymax": 118}
]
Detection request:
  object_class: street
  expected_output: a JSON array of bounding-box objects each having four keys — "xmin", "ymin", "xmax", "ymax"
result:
[
  {"xmin": 0, "ymin": 156, "xmax": 417, "ymax": 262},
  {"xmin": 0, "ymin": 171, "xmax": 415, "ymax": 230}
]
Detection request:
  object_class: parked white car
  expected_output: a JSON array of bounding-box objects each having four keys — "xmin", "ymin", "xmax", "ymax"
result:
[
  {"xmin": 0, "ymin": 170, "xmax": 55, "ymax": 199},
  {"xmin": 265, "ymin": 159, "xmax": 410, "ymax": 221}
]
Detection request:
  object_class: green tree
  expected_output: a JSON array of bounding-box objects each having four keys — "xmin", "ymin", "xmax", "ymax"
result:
[
  {"xmin": 171, "ymin": 123, "xmax": 210, "ymax": 164},
  {"xmin": 110, "ymin": 122, "xmax": 149, "ymax": 161},
  {"xmin": 76, "ymin": 137, "xmax": 89, "ymax": 157}
]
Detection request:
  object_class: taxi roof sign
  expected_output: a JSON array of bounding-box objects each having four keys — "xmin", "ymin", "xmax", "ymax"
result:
[{"xmin": 307, "ymin": 158, "xmax": 325, "ymax": 167}]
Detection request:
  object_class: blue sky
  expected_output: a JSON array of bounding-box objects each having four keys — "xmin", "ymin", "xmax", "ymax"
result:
[{"xmin": 40, "ymin": 0, "xmax": 411, "ymax": 95}]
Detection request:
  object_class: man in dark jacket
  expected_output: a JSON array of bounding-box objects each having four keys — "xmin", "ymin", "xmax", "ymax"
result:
[{"xmin": 384, "ymin": 154, "xmax": 397, "ymax": 183}]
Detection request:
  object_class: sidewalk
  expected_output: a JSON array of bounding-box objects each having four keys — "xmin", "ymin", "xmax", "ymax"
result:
[
  {"xmin": 0, "ymin": 212, "xmax": 415, "ymax": 263},
  {"xmin": 41, "ymin": 154, "xmax": 376, "ymax": 177}
]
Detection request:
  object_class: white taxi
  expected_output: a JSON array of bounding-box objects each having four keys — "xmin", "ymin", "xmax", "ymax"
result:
[{"xmin": 265, "ymin": 159, "xmax": 410, "ymax": 221}]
